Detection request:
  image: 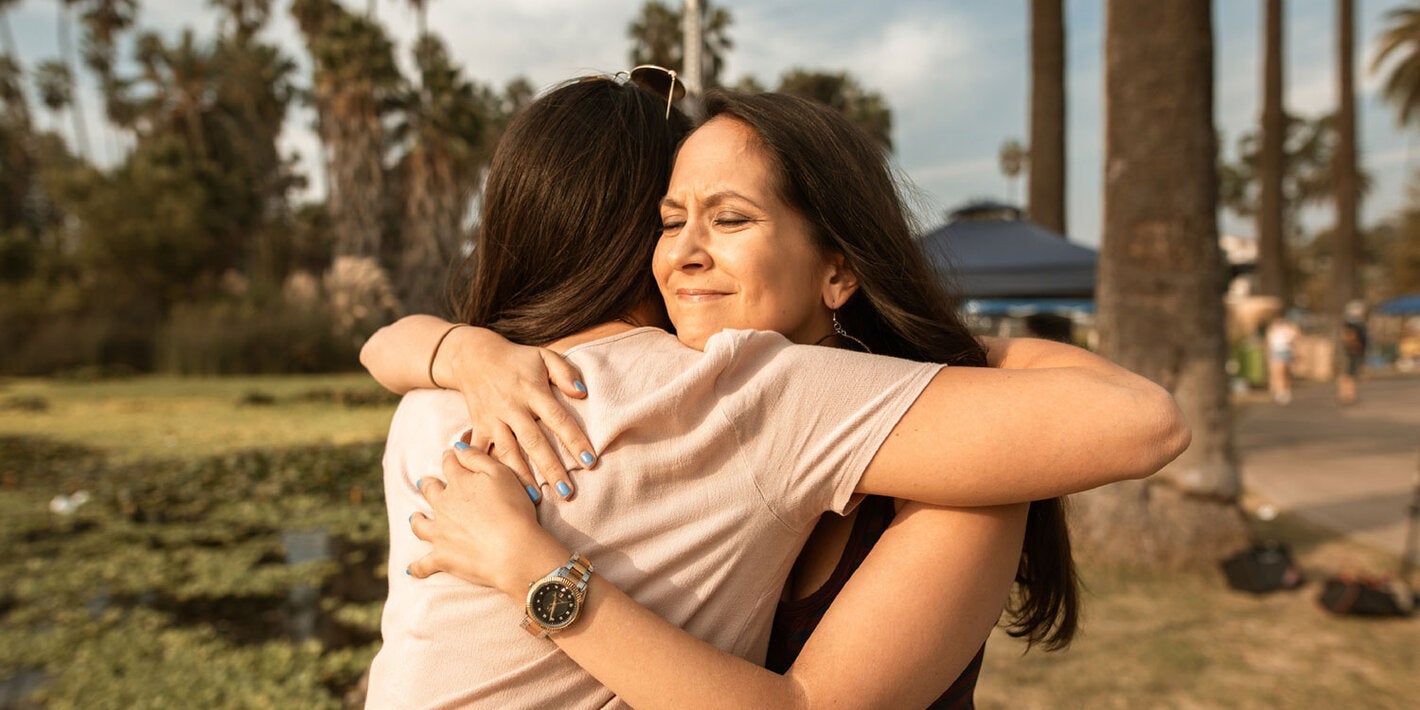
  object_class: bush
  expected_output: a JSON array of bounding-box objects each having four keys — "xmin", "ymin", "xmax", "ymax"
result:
[{"xmin": 157, "ymin": 299, "xmax": 360, "ymax": 375}]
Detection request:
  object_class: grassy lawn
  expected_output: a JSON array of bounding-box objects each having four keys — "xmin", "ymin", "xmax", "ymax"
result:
[
  {"xmin": 0, "ymin": 373, "xmax": 398, "ymax": 464},
  {"xmin": 977, "ymin": 509, "xmax": 1418, "ymax": 708}
]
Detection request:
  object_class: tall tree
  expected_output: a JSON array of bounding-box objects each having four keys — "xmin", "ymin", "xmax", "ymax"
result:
[
  {"xmin": 1028, "ymin": 0, "xmax": 1066, "ymax": 234},
  {"xmin": 76, "ymin": 1, "xmax": 138, "ymax": 108},
  {"xmin": 776, "ymin": 68, "xmax": 892, "ymax": 151},
  {"xmin": 998, "ymin": 138, "xmax": 1028, "ymax": 204},
  {"xmin": 1219, "ymin": 112, "xmax": 1372, "ymax": 310},
  {"xmin": 1332, "ymin": 0, "xmax": 1360, "ymax": 313},
  {"xmin": 57, "ymin": 0, "xmax": 92, "ymax": 159},
  {"xmin": 407, "ymin": 0, "xmax": 427, "ymax": 41},
  {"xmin": 1257, "ymin": 0, "xmax": 1287, "ymax": 301},
  {"xmin": 292, "ymin": 0, "xmax": 400, "ymax": 259},
  {"xmin": 1079, "ymin": 0, "xmax": 1247, "ymax": 568},
  {"xmin": 32, "ymin": 59, "xmax": 75, "ymax": 132},
  {"xmin": 393, "ymin": 34, "xmax": 490, "ymax": 315},
  {"xmin": 628, "ymin": 0, "xmax": 732, "ymax": 88},
  {"xmin": 0, "ymin": 0, "xmax": 24, "ymax": 76},
  {"xmin": 132, "ymin": 30, "xmax": 215, "ymax": 161},
  {"xmin": 1372, "ymin": 3, "xmax": 1420, "ymax": 128}
]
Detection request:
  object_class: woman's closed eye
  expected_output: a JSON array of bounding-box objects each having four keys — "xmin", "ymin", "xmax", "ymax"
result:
[{"xmin": 713, "ymin": 213, "xmax": 753, "ymax": 229}]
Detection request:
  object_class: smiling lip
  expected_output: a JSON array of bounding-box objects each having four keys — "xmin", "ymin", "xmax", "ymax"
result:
[{"xmin": 675, "ymin": 289, "xmax": 731, "ymax": 302}]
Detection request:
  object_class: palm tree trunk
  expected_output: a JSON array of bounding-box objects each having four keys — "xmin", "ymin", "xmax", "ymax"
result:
[
  {"xmin": 1074, "ymin": 0, "xmax": 1248, "ymax": 569},
  {"xmin": 1258, "ymin": 0, "xmax": 1287, "ymax": 302},
  {"xmin": 1333, "ymin": 0, "xmax": 1360, "ymax": 312},
  {"xmin": 1028, "ymin": 0, "xmax": 1066, "ymax": 235},
  {"xmin": 56, "ymin": 2, "xmax": 91, "ymax": 160}
]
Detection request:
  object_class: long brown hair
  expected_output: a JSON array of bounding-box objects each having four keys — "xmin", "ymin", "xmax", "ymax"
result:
[
  {"xmin": 455, "ymin": 78, "xmax": 692, "ymax": 343},
  {"xmin": 702, "ymin": 90, "xmax": 1078, "ymax": 650}
]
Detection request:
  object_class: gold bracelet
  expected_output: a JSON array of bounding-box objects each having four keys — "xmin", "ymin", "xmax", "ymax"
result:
[{"xmin": 428, "ymin": 324, "xmax": 468, "ymax": 388}]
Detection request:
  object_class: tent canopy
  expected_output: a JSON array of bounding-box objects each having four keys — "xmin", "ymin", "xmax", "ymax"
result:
[
  {"xmin": 1376, "ymin": 293, "xmax": 1420, "ymax": 316},
  {"xmin": 919, "ymin": 201, "xmax": 1098, "ymax": 299}
]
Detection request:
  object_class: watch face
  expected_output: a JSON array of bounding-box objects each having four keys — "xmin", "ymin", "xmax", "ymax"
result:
[{"xmin": 529, "ymin": 581, "xmax": 579, "ymax": 629}]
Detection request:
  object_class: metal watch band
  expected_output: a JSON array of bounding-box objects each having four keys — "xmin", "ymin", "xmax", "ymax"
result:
[
  {"xmin": 522, "ymin": 553, "xmax": 594, "ymax": 637},
  {"xmin": 565, "ymin": 552, "xmax": 594, "ymax": 592}
]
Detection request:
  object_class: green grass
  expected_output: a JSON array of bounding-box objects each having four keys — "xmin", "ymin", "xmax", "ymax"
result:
[{"xmin": 0, "ymin": 374, "xmax": 397, "ymax": 464}]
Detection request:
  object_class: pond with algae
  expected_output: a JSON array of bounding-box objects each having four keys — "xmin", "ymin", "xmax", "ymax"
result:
[{"xmin": 0, "ymin": 377, "xmax": 400, "ymax": 709}]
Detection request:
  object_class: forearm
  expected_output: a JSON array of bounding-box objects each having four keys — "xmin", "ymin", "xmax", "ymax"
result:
[
  {"xmin": 498, "ymin": 533, "xmax": 810, "ymax": 709},
  {"xmin": 546, "ymin": 505, "xmax": 1021, "ymax": 710},
  {"xmin": 557, "ymin": 576, "xmax": 811, "ymax": 709},
  {"xmin": 860, "ymin": 365, "xmax": 1190, "ymax": 505},
  {"xmin": 360, "ymin": 314, "xmax": 460, "ymax": 393}
]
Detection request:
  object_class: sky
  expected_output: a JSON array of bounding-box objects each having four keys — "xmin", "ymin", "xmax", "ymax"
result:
[{"xmin": 7, "ymin": 0, "xmax": 1419, "ymax": 248}]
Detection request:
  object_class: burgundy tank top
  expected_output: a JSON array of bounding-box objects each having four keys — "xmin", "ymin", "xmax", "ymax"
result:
[{"xmin": 765, "ymin": 495, "xmax": 984, "ymax": 709}]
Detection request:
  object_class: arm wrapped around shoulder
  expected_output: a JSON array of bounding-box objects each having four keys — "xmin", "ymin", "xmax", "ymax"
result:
[{"xmin": 856, "ymin": 339, "xmax": 1194, "ymax": 507}]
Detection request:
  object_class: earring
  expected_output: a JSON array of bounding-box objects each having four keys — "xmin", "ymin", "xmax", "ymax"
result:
[{"xmin": 831, "ymin": 311, "xmax": 872, "ymax": 353}]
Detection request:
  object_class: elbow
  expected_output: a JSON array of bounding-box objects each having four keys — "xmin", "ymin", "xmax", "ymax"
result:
[
  {"xmin": 357, "ymin": 330, "xmax": 381, "ymax": 375},
  {"xmin": 1134, "ymin": 385, "xmax": 1191, "ymax": 480},
  {"xmin": 358, "ymin": 324, "xmax": 396, "ymax": 389}
]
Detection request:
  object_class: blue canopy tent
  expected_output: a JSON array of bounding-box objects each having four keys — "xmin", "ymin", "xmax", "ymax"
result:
[
  {"xmin": 918, "ymin": 202, "xmax": 1098, "ymax": 306},
  {"xmin": 1376, "ymin": 293, "xmax": 1420, "ymax": 316}
]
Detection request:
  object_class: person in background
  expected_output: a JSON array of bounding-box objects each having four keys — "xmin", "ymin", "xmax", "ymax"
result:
[
  {"xmin": 1339, "ymin": 300, "xmax": 1368, "ymax": 405},
  {"xmin": 1265, "ymin": 314, "xmax": 1299, "ymax": 405}
]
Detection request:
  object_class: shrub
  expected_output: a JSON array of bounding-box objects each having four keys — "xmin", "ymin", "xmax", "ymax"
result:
[{"xmin": 157, "ymin": 299, "xmax": 360, "ymax": 375}]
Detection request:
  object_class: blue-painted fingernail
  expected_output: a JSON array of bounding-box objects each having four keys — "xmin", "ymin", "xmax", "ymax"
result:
[
  {"xmin": 415, "ymin": 478, "xmax": 422, "ymax": 490},
  {"xmin": 579, "ymin": 451, "xmax": 595, "ymax": 466},
  {"xmin": 405, "ymin": 567, "xmax": 412, "ymax": 576},
  {"xmin": 573, "ymin": 380, "xmax": 587, "ymax": 394},
  {"xmin": 454, "ymin": 441, "xmax": 471, "ymax": 451},
  {"xmin": 526, "ymin": 485, "xmax": 541, "ymax": 502},
  {"xmin": 408, "ymin": 513, "xmax": 414, "ymax": 523},
  {"xmin": 556, "ymin": 481, "xmax": 572, "ymax": 498}
]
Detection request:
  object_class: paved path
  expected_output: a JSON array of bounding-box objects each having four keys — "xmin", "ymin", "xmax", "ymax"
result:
[{"xmin": 1237, "ymin": 374, "xmax": 1420, "ymax": 562}]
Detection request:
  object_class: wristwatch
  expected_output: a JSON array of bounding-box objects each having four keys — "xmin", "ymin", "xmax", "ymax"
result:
[{"xmin": 522, "ymin": 553, "xmax": 594, "ymax": 637}]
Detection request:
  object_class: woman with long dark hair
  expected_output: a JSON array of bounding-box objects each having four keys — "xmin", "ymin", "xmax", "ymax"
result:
[{"xmin": 363, "ymin": 84, "xmax": 1186, "ymax": 708}]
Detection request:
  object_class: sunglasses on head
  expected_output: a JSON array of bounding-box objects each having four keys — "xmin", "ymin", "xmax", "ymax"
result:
[{"xmin": 621, "ymin": 64, "xmax": 685, "ymax": 119}]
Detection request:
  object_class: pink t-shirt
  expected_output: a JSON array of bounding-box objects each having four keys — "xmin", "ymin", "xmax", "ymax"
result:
[{"xmin": 366, "ymin": 328, "xmax": 942, "ymax": 709}]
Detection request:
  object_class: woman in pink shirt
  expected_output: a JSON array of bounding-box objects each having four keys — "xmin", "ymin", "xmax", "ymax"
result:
[{"xmin": 363, "ymin": 79, "xmax": 1187, "ymax": 708}]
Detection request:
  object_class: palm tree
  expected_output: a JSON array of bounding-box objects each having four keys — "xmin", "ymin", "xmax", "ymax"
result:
[
  {"xmin": 407, "ymin": 0, "xmax": 427, "ymax": 41},
  {"xmin": 1372, "ymin": 3, "xmax": 1420, "ymax": 128},
  {"xmin": 57, "ymin": 0, "xmax": 92, "ymax": 159},
  {"xmin": 1028, "ymin": 0, "xmax": 1066, "ymax": 235},
  {"xmin": 394, "ymin": 33, "xmax": 488, "ymax": 315},
  {"xmin": 1221, "ymin": 113, "xmax": 1371, "ymax": 240},
  {"xmin": 75, "ymin": 0, "xmax": 138, "ymax": 159},
  {"xmin": 1333, "ymin": 0, "xmax": 1360, "ymax": 313},
  {"xmin": 292, "ymin": 0, "xmax": 401, "ymax": 260},
  {"xmin": 1257, "ymin": 0, "xmax": 1287, "ymax": 301},
  {"xmin": 628, "ymin": 1, "xmax": 733, "ymax": 88},
  {"xmin": 0, "ymin": 0, "xmax": 22, "ymax": 67},
  {"xmin": 1080, "ymin": 0, "xmax": 1247, "ymax": 568},
  {"xmin": 132, "ymin": 30, "xmax": 216, "ymax": 161},
  {"xmin": 998, "ymin": 138, "xmax": 1028, "ymax": 204},
  {"xmin": 1, "ymin": 0, "xmax": 30, "ymax": 126},
  {"xmin": 33, "ymin": 59, "xmax": 75, "ymax": 133},
  {"xmin": 210, "ymin": 0, "xmax": 272, "ymax": 42},
  {"xmin": 776, "ymin": 68, "xmax": 892, "ymax": 151}
]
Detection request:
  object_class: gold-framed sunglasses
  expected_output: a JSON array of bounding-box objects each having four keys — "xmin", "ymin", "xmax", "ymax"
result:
[{"xmin": 620, "ymin": 64, "xmax": 685, "ymax": 119}]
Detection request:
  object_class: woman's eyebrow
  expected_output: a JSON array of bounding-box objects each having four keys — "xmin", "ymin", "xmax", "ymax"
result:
[{"xmin": 661, "ymin": 191, "xmax": 762, "ymax": 210}]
